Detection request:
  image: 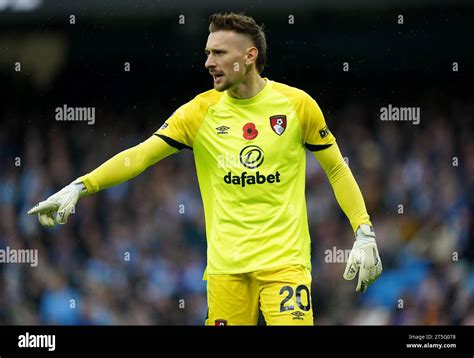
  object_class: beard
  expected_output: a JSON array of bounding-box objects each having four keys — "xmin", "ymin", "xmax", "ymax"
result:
[{"xmin": 214, "ymin": 77, "xmax": 232, "ymax": 92}]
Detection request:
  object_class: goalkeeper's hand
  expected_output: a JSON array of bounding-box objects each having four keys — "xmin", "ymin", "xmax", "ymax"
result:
[
  {"xmin": 27, "ymin": 180, "xmax": 87, "ymax": 227},
  {"xmin": 343, "ymin": 224, "xmax": 382, "ymax": 292}
]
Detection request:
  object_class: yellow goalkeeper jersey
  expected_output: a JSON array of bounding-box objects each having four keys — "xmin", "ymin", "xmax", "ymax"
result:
[{"xmin": 155, "ymin": 79, "xmax": 336, "ymax": 274}]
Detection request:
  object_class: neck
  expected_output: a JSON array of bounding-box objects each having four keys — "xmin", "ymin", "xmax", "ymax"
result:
[{"xmin": 227, "ymin": 72, "xmax": 266, "ymax": 99}]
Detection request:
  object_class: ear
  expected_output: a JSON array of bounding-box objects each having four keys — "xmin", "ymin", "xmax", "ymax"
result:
[{"xmin": 245, "ymin": 47, "xmax": 259, "ymax": 67}]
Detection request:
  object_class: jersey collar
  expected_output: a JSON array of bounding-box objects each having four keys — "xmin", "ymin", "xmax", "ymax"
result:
[{"xmin": 223, "ymin": 78, "xmax": 272, "ymax": 105}]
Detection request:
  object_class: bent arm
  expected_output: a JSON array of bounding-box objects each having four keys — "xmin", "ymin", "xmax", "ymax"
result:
[
  {"xmin": 77, "ymin": 135, "xmax": 177, "ymax": 194},
  {"xmin": 313, "ymin": 143, "xmax": 371, "ymax": 233}
]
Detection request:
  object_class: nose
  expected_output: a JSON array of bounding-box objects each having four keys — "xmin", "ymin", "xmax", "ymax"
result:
[{"xmin": 205, "ymin": 55, "xmax": 215, "ymax": 69}]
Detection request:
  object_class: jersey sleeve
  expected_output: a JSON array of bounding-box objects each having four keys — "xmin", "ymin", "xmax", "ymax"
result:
[
  {"xmin": 154, "ymin": 98, "xmax": 204, "ymax": 150},
  {"xmin": 77, "ymin": 135, "xmax": 177, "ymax": 194},
  {"xmin": 313, "ymin": 143, "xmax": 372, "ymax": 232},
  {"xmin": 297, "ymin": 92, "xmax": 336, "ymax": 151}
]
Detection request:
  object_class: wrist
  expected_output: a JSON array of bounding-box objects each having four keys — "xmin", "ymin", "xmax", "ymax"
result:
[
  {"xmin": 356, "ymin": 224, "xmax": 375, "ymax": 240},
  {"xmin": 71, "ymin": 180, "xmax": 88, "ymax": 198}
]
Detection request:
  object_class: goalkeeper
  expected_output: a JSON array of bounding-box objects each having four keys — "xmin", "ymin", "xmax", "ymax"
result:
[{"xmin": 28, "ymin": 12, "xmax": 382, "ymax": 325}]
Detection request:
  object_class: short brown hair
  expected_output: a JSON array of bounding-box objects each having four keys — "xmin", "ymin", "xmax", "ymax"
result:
[{"xmin": 209, "ymin": 13, "xmax": 267, "ymax": 74}]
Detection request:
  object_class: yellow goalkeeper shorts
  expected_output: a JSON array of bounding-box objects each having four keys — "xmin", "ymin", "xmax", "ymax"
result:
[{"xmin": 205, "ymin": 265, "xmax": 313, "ymax": 325}]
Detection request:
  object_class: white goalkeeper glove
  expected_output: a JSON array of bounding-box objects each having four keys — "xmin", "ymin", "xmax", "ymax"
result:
[
  {"xmin": 343, "ymin": 224, "xmax": 382, "ymax": 293},
  {"xmin": 27, "ymin": 180, "xmax": 87, "ymax": 227}
]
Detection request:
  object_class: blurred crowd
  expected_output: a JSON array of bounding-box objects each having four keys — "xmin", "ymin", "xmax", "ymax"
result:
[
  {"xmin": 308, "ymin": 97, "xmax": 473, "ymax": 325},
  {"xmin": 0, "ymin": 75, "xmax": 472, "ymax": 325}
]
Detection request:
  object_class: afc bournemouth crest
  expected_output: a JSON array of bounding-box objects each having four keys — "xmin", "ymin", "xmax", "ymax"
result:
[{"xmin": 270, "ymin": 115, "xmax": 287, "ymax": 136}]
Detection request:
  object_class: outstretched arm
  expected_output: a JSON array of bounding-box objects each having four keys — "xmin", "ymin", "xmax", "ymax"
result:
[
  {"xmin": 78, "ymin": 135, "xmax": 177, "ymax": 194},
  {"xmin": 313, "ymin": 143, "xmax": 382, "ymax": 292},
  {"xmin": 28, "ymin": 135, "xmax": 177, "ymax": 226}
]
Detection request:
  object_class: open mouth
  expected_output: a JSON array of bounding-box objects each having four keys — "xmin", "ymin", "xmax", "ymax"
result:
[{"xmin": 212, "ymin": 73, "xmax": 224, "ymax": 82}]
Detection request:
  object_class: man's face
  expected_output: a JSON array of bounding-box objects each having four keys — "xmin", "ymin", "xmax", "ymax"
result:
[{"xmin": 205, "ymin": 30, "xmax": 253, "ymax": 92}]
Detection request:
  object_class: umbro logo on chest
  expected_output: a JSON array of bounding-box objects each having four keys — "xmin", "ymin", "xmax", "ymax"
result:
[{"xmin": 216, "ymin": 126, "xmax": 230, "ymax": 134}]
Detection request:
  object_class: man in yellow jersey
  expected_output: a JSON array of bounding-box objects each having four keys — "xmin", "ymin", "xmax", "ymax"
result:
[{"xmin": 28, "ymin": 13, "xmax": 382, "ymax": 325}]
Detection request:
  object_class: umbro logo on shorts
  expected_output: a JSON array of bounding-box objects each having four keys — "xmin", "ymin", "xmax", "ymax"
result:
[
  {"xmin": 215, "ymin": 319, "xmax": 227, "ymax": 326},
  {"xmin": 291, "ymin": 311, "xmax": 305, "ymax": 320}
]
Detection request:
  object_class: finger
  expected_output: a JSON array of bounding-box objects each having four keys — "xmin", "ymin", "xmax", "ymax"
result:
[
  {"xmin": 38, "ymin": 213, "xmax": 48, "ymax": 226},
  {"xmin": 356, "ymin": 278, "xmax": 369, "ymax": 293},
  {"xmin": 371, "ymin": 251, "xmax": 382, "ymax": 282},
  {"xmin": 47, "ymin": 215, "xmax": 55, "ymax": 227},
  {"xmin": 356, "ymin": 251, "xmax": 374, "ymax": 292},
  {"xmin": 368, "ymin": 267, "xmax": 377, "ymax": 282},
  {"xmin": 38, "ymin": 212, "xmax": 55, "ymax": 227},
  {"xmin": 343, "ymin": 253, "xmax": 359, "ymax": 280},
  {"xmin": 356, "ymin": 268, "xmax": 369, "ymax": 292},
  {"xmin": 372, "ymin": 248, "xmax": 380, "ymax": 266},
  {"xmin": 28, "ymin": 201, "xmax": 58, "ymax": 215}
]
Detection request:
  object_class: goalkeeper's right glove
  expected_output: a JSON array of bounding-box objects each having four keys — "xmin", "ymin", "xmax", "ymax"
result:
[{"xmin": 27, "ymin": 179, "xmax": 87, "ymax": 227}]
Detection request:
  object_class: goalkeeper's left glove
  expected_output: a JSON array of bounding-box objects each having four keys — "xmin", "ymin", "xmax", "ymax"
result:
[{"xmin": 343, "ymin": 224, "xmax": 382, "ymax": 293}]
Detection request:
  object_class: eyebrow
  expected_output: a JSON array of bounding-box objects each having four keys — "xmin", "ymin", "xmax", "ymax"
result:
[{"xmin": 204, "ymin": 48, "xmax": 227, "ymax": 54}]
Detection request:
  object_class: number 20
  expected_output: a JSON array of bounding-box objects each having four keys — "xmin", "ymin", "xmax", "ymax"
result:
[{"xmin": 279, "ymin": 285, "xmax": 311, "ymax": 312}]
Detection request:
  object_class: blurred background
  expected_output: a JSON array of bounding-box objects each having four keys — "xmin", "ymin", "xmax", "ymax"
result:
[{"xmin": 0, "ymin": 0, "xmax": 473, "ymax": 325}]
